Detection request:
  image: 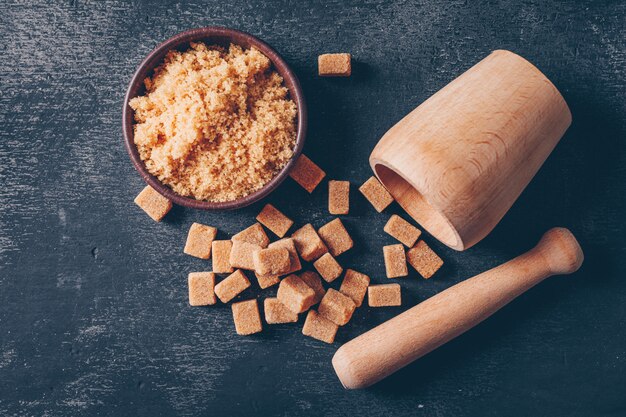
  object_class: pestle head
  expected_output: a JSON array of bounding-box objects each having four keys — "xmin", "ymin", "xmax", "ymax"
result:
[{"xmin": 534, "ymin": 228, "xmax": 584, "ymax": 275}]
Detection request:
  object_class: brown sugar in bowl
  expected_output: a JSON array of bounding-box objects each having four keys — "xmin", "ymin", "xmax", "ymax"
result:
[{"xmin": 122, "ymin": 27, "xmax": 307, "ymax": 210}]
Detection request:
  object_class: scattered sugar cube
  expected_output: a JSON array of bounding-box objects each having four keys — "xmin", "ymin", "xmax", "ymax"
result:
[
  {"xmin": 299, "ymin": 271, "xmax": 326, "ymax": 305},
  {"xmin": 229, "ymin": 240, "xmax": 262, "ymax": 271},
  {"xmin": 302, "ymin": 310, "xmax": 338, "ymax": 344},
  {"xmin": 318, "ymin": 53, "xmax": 351, "ymax": 77},
  {"xmin": 211, "ymin": 240, "xmax": 234, "ymax": 274},
  {"xmin": 277, "ymin": 274, "xmax": 316, "ymax": 313},
  {"xmin": 407, "ymin": 240, "xmax": 444, "ymax": 279},
  {"xmin": 214, "ymin": 269, "xmax": 251, "ymax": 303},
  {"xmin": 254, "ymin": 271, "xmax": 281, "ymax": 290},
  {"xmin": 232, "ymin": 299, "xmax": 262, "ymax": 335},
  {"xmin": 253, "ymin": 247, "xmax": 291, "ymax": 276},
  {"xmin": 291, "ymin": 223, "xmax": 328, "ymax": 262},
  {"xmin": 339, "ymin": 269, "xmax": 370, "ymax": 307},
  {"xmin": 134, "ymin": 185, "xmax": 172, "ymax": 222},
  {"xmin": 183, "ymin": 222, "xmax": 217, "ymax": 259},
  {"xmin": 232, "ymin": 223, "xmax": 270, "ymax": 248},
  {"xmin": 264, "ymin": 298, "xmax": 299, "ymax": 324},
  {"xmin": 188, "ymin": 272, "xmax": 216, "ymax": 306},
  {"xmin": 368, "ymin": 284, "xmax": 401, "ymax": 307},
  {"xmin": 383, "ymin": 244, "xmax": 408, "ymax": 278},
  {"xmin": 289, "ymin": 154, "xmax": 326, "ymax": 193},
  {"xmin": 318, "ymin": 288, "xmax": 356, "ymax": 326},
  {"xmin": 313, "ymin": 253, "xmax": 343, "ymax": 283},
  {"xmin": 268, "ymin": 238, "xmax": 302, "ymax": 275},
  {"xmin": 318, "ymin": 218, "xmax": 353, "ymax": 256},
  {"xmin": 328, "ymin": 180, "xmax": 350, "ymax": 215},
  {"xmin": 256, "ymin": 204, "xmax": 293, "ymax": 238},
  {"xmin": 384, "ymin": 214, "xmax": 422, "ymax": 247},
  {"xmin": 359, "ymin": 176, "xmax": 394, "ymax": 212}
]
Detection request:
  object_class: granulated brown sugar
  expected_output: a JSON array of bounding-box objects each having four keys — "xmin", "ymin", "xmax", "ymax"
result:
[{"xmin": 129, "ymin": 42, "xmax": 297, "ymax": 202}]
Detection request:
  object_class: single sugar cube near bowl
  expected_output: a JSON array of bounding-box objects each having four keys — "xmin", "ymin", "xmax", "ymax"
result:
[
  {"xmin": 267, "ymin": 238, "xmax": 302, "ymax": 274},
  {"xmin": 264, "ymin": 298, "xmax": 299, "ymax": 324},
  {"xmin": 383, "ymin": 244, "xmax": 408, "ymax": 278},
  {"xmin": 229, "ymin": 240, "xmax": 262, "ymax": 271},
  {"xmin": 232, "ymin": 223, "xmax": 270, "ymax": 248},
  {"xmin": 368, "ymin": 283, "xmax": 402, "ymax": 307},
  {"xmin": 184, "ymin": 222, "xmax": 217, "ymax": 259},
  {"xmin": 214, "ymin": 269, "xmax": 251, "ymax": 303},
  {"xmin": 256, "ymin": 204, "xmax": 293, "ymax": 238},
  {"xmin": 318, "ymin": 218, "xmax": 353, "ymax": 256},
  {"xmin": 188, "ymin": 272, "xmax": 216, "ymax": 306},
  {"xmin": 328, "ymin": 180, "xmax": 350, "ymax": 215},
  {"xmin": 288, "ymin": 154, "xmax": 326, "ymax": 193},
  {"xmin": 298, "ymin": 271, "xmax": 326, "ymax": 305},
  {"xmin": 291, "ymin": 224, "xmax": 328, "ymax": 262},
  {"xmin": 384, "ymin": 214, "xmax": 422, "ymax": 247},
  {"xmin": 254, "ymin": 271, "xmax": 281, "ymax": 290},
  {"xmin": 339, "ymin": 269, "xmax": 370, "ymax": 307},
  {"xmin": 253, "ymin": 247, "xmax": 291, "ymax": 276},
  {"xmin": 232, "ymin": 299, "xmax": 263, "ymax": 335},
  {"xmin": 302, "ymin": 310, "xmax": 339, "ymax": 344},
  {"xmin": 359, "ymin": 176, "xmax": 394, "ymax": 212},
  {"xmin": 318, "ymin": 53, "xmax": 352, "ymax": 77},
  {"xmin": 211, "ymin": 240, "xmax": 234, "ymax": 274},
  {"xmin": 313, "ymin": 253, "xmax": 343, "ymax": 283},
  {"xmin": 318, "ymin": 289, "xmax": 356, "ymax": 326},
  {"xmin": 407, "ymin": 240, "xmax": 444, "ymax": 279},
  {"xmin": 134, "ymin": 185, "xmax": 172, "ymax": 222},
  {"xmin": 277, "ymin": 274, "xmax": 316, "ymax": 313}
]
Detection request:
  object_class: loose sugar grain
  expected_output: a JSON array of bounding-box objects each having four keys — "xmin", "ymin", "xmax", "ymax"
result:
[
  {"xmin": 211, "ymin": 240, "xmax": 234, "ymax": 274},
  {"xmin": 384, "ymin": 214, "xmax": 422, "ymax": 247},
  {"xmin": 184, "ymin": 222, "xmax": 217, "ymax": 259},
  {"xmin": 339, "ymin": 269, "xmax": 370, "ymax": 307},
  {"xmin": 368, "ymin": 284, "xmax": 401, "ymax": 307},
  {"xmin": 302, "ymin": 310, "xmax": 338, "ymax": 344},
  {"xmin": 318, "ymin": 289, "xmax": 356, "ymax": 326},
  {"xmin": 215, "ymin": 269, "xmax": 251, "ymax": 303},
  {"xmin": 256, "ymin": 204, "xmax": 293, "ymax": 238},
  {"xmin": 232, "ymin": 223, "xmax": 270, "ymax": 248},
  {"xmin": 264, "ymin": 298, "xmax": 299, "ymax": 324},
  {"xmin": 232, "ymin": 299, "xmax": 263, "ymax": 335},
  {"xmin": 277, "ymin": 274, "xmax": 316, "ymax": 313},
  {"xmin": 383, "ymin": 244, "xmax": 408, "ymax": 278},
  {"xmin": 291, "ymin": 224, "xmax": 328, "ymax": 262},
  {"xmin": 328, "ymin": 180, "xmax": 350, "ymax": 215},
  {"xmin": 188, "ymin": 272, "xmax": 216, "ymax": 306},
  {"xmin": 134, "ymin": 185, "xmax": 172, "ymax": 222},
  {"xmin": 318, "ymin": 218, "xmax": 353, "ymax": 256},
  {"xmin": 407, "ymin": 240, "xmax": 444, "ymax": 279},
  {"xmin": 359, "ymin": 176, "xmax": 394, "ymax": 212},
  {"xmin": 289, "ymin": 154, "xmax": 326, "ymax": 193},
  {"xmin": 313, "ymin": 253, "xmax": 343, "ymax": 283}
]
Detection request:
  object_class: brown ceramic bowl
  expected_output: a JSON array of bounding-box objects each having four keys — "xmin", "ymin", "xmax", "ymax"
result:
[{"xmin": 122, "ymin": 27, "xmax": 307, "ymax": 210}]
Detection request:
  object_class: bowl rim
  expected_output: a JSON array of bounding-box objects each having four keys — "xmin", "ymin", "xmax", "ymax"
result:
[{"xmin": 122, "ymin": 26, "xmax": 307, "ymax": 210}]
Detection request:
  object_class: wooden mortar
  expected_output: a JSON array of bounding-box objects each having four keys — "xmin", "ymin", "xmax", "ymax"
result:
[{"xmin": 370, "ymin": 50, "xmax": 571, "ymax": 250}]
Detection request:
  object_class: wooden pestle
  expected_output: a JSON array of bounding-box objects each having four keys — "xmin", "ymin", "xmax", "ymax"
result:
[{"xmin": 332, "ymin": 228, "xmax": 583, "ymax": 389}]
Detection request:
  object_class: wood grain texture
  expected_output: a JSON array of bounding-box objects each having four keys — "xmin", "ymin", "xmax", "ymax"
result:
[{"xmin": 0, "ymin": 0, "xmax": 625, "ymax": 416}]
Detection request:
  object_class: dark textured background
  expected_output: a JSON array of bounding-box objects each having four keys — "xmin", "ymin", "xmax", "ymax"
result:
[{"xmin": 1, "ymin": 0, "xmax": 625, "ymax": 416}]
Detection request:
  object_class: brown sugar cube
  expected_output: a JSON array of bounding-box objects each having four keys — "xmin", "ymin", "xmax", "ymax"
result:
[
  {"xmin": 188, "ymin": 272, "xmax": 216, "ymax": 306},
  {"xmin": 277, "ymin": 274, "xmax": 316, "ymax": 313},
  {"xmin": 214, "ymin": 269, "xmax": 251, "ymax": 303},
  {"xmin": 313, "ymin": 253, "xmax": 343, "ymax": 283},
  {"xmin": 291, "ymin": 224, "xmax": 328, "ymax": 262},
  {"xmin": 211, "ymin": 240, "xmax": 234, "ymax": 274},
  {"xmin": 232, "ymin": 223, "xmax": 270, "ymax": 248},
  {"xmin": 318, "ymin": 218, "xmax": 353, "ymax": 256},
  {"xmin": 383, "ymin": 244, "xmax": 408, "ymax": 278},
  {"xmin": 229, "ymin": 240, "xmax": 262, "ymax": 271},
  {"xmin": 288, "ymin": 154, "xmax": 326, "ymax": 193},
  {"xmin": 318, "ymin": 288, "xmax": 356, "ymax": 326},
  {"xmin": 254, "ymin": 271, "xmax": 281, "ymax": 290},
  {"xmin": 183, "ymin": 222, "xmax": 217, "ymax": 259},
  {"xmin": 232, "ymin": 299, "xmax": 262, "ymax": 335},
  {"xmin": 134, "ymin": 185, "xmax": 172, "ymax": 222},
  {"xmin": 299, "ymin": 271, "xmax": 326, "ymax": 305},
  {"xmin": 268, "ymin": 238, "xmax": 302, "ymax": 275},
  {"xmin": 328, "ymin": 180, "xmax": 350, "ymax": 215},
  {"xmin": 302, "ymin": 310, "xmax": 338, "ymax": 344},
  {"xmin": 407, "ymin": 240, "xmax": 444, "ymax": 279},
  {"xmin": 318, "ymin": 53, "xmax": 351, "ymax": 77},
  {"xmin": 359, "ymin": 176, "xmax": 394, "ymax": 212},
  {"xmin": 264, "ymin": 298, "xmax": 298, "ymax": 324},
  {"xmin": 339, "ymin": 269, "xmax": 370, "ymax": 307},
  {"xmin": 384, "ymin": 214, "xmax": 422, "ymax": 247},
  {"xmin": 253, "ymin": 247, "xmax": 290, "ymax": 276},
  {"xmin": 256, "ymin": 204, "xmax": 293, "ymax": 238},
  {"xmin": 368, "ymin": 284, "xmax": 401, "ymax": 307}
]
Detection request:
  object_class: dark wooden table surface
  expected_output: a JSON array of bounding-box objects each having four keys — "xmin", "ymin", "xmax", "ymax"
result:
[{"xmin": 1, "ymin": 1, "xmax": 625, "ymax": 416}]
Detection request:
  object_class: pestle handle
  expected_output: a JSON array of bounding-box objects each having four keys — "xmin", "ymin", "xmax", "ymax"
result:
[{"xmin": 332, "ymin": 228, "xmax": 584, "ymax": 389}]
